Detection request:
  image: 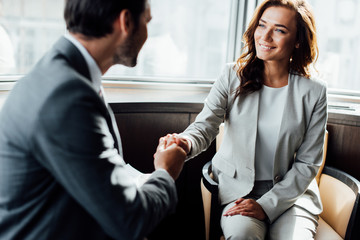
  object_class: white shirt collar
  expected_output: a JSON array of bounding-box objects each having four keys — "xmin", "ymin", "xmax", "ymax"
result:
[{"xmin": 64, "ymin": 34, "xmax": 103, "ymax": 93}]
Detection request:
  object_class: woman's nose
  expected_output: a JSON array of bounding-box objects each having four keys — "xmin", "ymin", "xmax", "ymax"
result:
[{"xmin": 262, "ymin": 30, "xmax": 272, "ymax": 42}]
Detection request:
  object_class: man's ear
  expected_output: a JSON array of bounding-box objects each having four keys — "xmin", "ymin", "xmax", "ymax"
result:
[{"xmin": 116, "ymin": 9, "xmax": 133, "ymax": 35}]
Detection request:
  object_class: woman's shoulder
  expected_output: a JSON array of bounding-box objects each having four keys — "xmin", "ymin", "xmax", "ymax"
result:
[
  {"xmin": 219, "ymin": 62, "xmax": 237, "ymax": 76},
  {"xmin": 291, "ymin": 73, "xmax": 327, "ymax": 91},
  {"xmin": 218, "ymin": 62, "xmax": 240, "ymax": 84}
]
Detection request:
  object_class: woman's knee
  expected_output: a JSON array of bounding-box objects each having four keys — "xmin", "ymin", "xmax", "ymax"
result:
[
  {"xmin": 268, "ymin": 206, "xmax": 318, "ymax": 240},
  {"xmin": 221, "ymin": 215, "xmax": 267, "ymax": 240},
  {"xmin": 223, "ymin": 227, "xmax": 264, "ymax": 240}
]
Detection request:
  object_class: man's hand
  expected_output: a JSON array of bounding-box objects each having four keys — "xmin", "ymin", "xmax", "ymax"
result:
[
  {"xmin": 153, "ymin": 138, "xmax": 186, "ymax": 180},
  {"xmin": 223, "ymin": 198, "xmax": 267, "ymax": 221}
]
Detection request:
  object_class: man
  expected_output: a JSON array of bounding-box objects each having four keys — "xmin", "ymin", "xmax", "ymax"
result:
[{"xmin": 0, "ymin": 0, "xmax": 186, "ymax": 239}]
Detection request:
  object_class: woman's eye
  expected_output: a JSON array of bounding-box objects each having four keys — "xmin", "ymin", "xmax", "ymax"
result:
[{"xmin": 275, "ymin": 29, "xmax": 286, "ymax": 34}]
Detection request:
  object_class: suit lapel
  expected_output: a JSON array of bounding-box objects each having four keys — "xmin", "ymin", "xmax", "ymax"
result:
[
  {"xmin": 273, "ymin": 74, "xmax": 293, "ymax": 171},
  {"xmin": 249, "ymin": 91, "xmax": 260, "ymax": 169},
  {"xmin": 234, "ymin": 90, "xmax": 260, "ymax": 170},
  {"xmin": 55, "ymin": 37, "xmax": 123, "ymax": 157},
  {"xmin": 106, "ymin": 105, "xmax": 123, "ymax": 157}
]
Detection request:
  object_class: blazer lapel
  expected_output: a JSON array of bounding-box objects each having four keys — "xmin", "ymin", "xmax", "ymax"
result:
[
  {"xmin": 55, "ymin": 37, "xmax": 123, "ymax": 157},
  {"xmin": 233, "ymin": 90, "xmax": 260, "ymax": 170},
  {"xmin": 247, "ymin": 91, "xmax": 260, "ymax": 170},
  {"xmin": 273, "ymin": 74, "xmax": 296, "ymax": 176},
  {"xmin": 106, "ymin": 105, "xmax": 123, "ymax": 157}
]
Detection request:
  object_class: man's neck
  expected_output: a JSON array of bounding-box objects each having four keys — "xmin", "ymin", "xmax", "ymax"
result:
[{"xmin": 70, "ymin": 32, "xmax": 115, "ymax": 74}]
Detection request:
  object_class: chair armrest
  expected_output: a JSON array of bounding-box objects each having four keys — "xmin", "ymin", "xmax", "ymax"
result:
[
  {"xmin": 201, "ymin": 161, "xmax": 222, "ymax": 240},
  {"xmin": 202, "ymin": 161, "xmax": 218, "ymax": 194},
  {"xmin": 320, "ymin": 166, "xmax": 360, "ymax": 240}
]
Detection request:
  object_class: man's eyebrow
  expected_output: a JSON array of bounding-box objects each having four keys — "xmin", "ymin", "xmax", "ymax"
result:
[{"xmin": 259, "ymin": 19, "xmax": 289, "ymax": 30}]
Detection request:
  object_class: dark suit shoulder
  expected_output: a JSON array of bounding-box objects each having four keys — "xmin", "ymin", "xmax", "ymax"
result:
[{"xmin": 35, "ymin": 78, "xmax": 106, "ymax": 134}]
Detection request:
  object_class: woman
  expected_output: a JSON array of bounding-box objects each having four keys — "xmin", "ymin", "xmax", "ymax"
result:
[{"xmin": 162, "ymin": 0, "xmax": 327, "ymax": 239}]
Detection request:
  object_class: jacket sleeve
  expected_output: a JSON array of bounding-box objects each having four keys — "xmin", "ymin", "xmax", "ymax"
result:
[
  {"xmin": 31, "ymin": 80, "xmax": 177, "ymax": 240},
  {"xmin": 257, "ymin": 82, "xmax": 328, "ymax": 223},
  {"xmin": 180, "ymin": 64, "xmax": 233, "ymax": 159}
]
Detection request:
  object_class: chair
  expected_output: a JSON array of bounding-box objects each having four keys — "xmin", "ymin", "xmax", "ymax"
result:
[
  {"xmin": 201, "ymin": 126, "xmax": 360, "ymax": 240},
  {"xmin": 316, "ymin": 166, "xmax": 360, "ymax": 239},
  {"xmin": 201, "ymin": 163, "xmax": 360, "ymax": 240}
]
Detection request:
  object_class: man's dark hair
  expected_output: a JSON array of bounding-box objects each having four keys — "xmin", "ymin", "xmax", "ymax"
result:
[{"xmin": 64, "ymin": 0, "xmax": 146, "ymax": 38}]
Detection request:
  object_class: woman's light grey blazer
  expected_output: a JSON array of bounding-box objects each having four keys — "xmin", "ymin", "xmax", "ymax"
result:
[{"xmin": 181, "ymin": 63, "xmax": 328, "ymax": 223}]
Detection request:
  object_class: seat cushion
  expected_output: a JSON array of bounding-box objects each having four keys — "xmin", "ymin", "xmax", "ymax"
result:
[
  {"xmin": 315, "ymin": 217, "xmax": 343, "ymax": 240},
  {"xmin": 319, "ymin": 174, "xmax": 356, "ymax": 238}
]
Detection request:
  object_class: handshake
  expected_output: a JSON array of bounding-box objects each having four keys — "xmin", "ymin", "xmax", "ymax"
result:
[{"xmin": 153, "ymin": 134, "xmax": 191, "ymax": 181}]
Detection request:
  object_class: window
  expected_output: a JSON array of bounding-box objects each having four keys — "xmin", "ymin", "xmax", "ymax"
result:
[
  {"xmin": 106, "ymin": 0, "xmax": 232, "ymax": 81},
  {"xmin": 0, "ymin": 0, "xmax": 66, "ymax": 75},
  {"xmin": 0, "ymin": 0, "xmax": 232, "ymax": 82},
  {"xmin": 308, "ymin": 0, "xmax": 360, "ymax": 93},
  {"xmin": 1, "ymin": 0, "xmax": 359, "ymax": 95}
]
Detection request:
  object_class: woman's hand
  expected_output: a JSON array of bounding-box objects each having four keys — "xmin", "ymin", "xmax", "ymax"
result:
[
  {"xmin": 160, "ymin": 133, "xmax": 191, "ymax": 155},
  {"xmin": 223, "ymin": 198, "xmax": 267, "ymax": 221}
]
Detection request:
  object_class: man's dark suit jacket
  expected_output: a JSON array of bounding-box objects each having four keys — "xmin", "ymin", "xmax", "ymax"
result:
[{"xmin": 0, "ymin": 37, "xmax": 177, "ymax": 240}]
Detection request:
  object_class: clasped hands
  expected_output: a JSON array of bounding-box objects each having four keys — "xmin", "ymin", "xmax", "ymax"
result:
[
  {"xmin": 154, "ymin": 133, "xmax": 266, "ymax": 221},
  {"xmin": 153, "ymin": 133, "xmax": 189, "ymax": 181}
]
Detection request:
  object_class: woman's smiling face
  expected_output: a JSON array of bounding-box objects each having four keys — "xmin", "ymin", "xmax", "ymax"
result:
[{"xmin": 254, "ymin": 6, "xmax": 298, "ymax": 65}]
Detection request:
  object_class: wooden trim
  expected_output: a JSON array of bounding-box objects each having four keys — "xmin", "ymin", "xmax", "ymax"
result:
[
  {"xmin": 328, "ymin": 112, "xmax": 360, "ymax": 127},
  {"xmin": 110, "ymin": 102, "xmax": 204, "ymax": 114}
]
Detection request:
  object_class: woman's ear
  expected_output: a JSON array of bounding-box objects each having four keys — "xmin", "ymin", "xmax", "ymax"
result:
[{"xmin": 295, "ymin": 42, "xmax": 300, "ymax": 48}]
